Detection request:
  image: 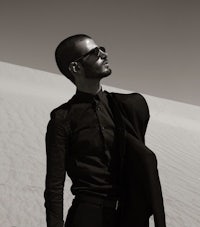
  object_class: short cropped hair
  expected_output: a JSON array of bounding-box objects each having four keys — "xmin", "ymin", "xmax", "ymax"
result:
[{"xmin": 55, "ymin": 34, "xmax": 92, "ymax": 84}]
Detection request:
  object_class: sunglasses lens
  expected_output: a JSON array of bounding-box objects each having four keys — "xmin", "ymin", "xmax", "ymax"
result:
[
  {"xmin": 93, "ymin": 47, "xmax": 100, "ymax": 56},
  {"xmin": 99, "ymin": 47, "xmax": 106, "ymax": 53},
  {"xmin": 94, "ymin": 47, "xmax": 106, "ymax": 60}
]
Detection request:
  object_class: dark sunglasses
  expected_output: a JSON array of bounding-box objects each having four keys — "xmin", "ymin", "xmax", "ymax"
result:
[{"xmin": 73, "ymin": 46, "xmax": 106, "ymax": 63}]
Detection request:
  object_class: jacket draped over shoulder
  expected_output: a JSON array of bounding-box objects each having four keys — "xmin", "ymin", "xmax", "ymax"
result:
[{"xmin": 111, "ymin": 92, "xmax": 166, "ymax": 227}]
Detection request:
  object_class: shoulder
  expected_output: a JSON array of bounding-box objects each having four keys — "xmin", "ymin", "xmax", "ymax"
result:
[
  {"xmin": 107, "ymin": 91, "xmax": 149, "ymax": 108},
  {"xmin": 107, "ymin": 91, "xmax": 150, "ymax": 120},
  {"xmin": 46, "ymin": 97, "xmax": 74, "ymax": 133},
  {"xmin": 49, "ymin": 96, "xmax": 75, "ymax": 121}
]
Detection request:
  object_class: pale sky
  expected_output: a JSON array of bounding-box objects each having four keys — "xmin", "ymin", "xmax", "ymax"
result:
[{"xmin": 0, "ymin": 0, "xmax": 200, "ymax": 106}]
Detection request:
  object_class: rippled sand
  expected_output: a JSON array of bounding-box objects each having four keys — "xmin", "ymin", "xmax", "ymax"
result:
[{"xmin": 0, "ymin": 61, "xmax": 200, "ymax": 227}]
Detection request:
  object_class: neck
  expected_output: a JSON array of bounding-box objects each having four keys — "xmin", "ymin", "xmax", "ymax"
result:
[{"xmin": 76, "ymin": 81, "xmax": 102, "ymax": 95}]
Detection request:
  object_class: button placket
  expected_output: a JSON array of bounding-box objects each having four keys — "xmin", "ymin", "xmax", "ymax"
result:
[{"xmin": 96, "ymin": 105, "xmax": 100, "ymax": 111}]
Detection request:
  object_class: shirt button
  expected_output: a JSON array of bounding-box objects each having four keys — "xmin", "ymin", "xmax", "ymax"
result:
[
  {"xmin": 101, "ymin": 126, "xmax": 105, "ymax": 130},
  {"xmin": 96, "ymin": 106, "xmax": 100, "ymax": 111}
]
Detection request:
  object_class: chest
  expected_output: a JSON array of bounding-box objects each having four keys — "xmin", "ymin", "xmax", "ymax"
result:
[{"xmin": 69, "ymin": 102, "xmax": 115, "ymax": 133}]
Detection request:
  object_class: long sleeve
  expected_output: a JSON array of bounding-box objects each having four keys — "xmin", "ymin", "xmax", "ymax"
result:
[{"xmin": 44, "ymin": 111, "xmax": 68, "ymax": 227}]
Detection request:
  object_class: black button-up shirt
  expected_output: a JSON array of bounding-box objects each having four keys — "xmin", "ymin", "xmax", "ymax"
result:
[{"xmin": 44, "ymin": 88, "xmax": 120, "ymax": 226}]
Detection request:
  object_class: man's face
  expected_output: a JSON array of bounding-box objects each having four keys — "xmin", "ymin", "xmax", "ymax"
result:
[{"xmin": 75, "ymin": 38, "xmax": 112, "ymax": 79}]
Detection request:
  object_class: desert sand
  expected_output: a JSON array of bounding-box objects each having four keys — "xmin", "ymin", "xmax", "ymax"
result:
[{"xmin": 0, "ymin": 61, "xmax": 200, "ymax": 226}]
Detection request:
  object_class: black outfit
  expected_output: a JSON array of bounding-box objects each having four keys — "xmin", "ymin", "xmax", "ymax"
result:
[{"xmin": 44, "ymin": 88, "xmax": 166, "ymax": 227}]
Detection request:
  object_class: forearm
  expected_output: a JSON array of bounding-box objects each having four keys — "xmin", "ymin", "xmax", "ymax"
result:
[{"xmin": 44, "ymin": 178, "xmax": 65, "ymax": 227}]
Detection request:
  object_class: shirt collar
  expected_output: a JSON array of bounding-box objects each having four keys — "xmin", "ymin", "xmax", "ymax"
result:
[{"xmin": 74, "ymin": 87, "xmax": 104, "ymax": 102}]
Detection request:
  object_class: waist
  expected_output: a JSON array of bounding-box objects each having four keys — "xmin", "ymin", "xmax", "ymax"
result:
[{"xmin": 73, "ymin": 193, "xmax": 120, "ymax": 210}]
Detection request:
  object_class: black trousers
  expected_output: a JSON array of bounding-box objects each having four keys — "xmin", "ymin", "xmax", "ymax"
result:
[{"xmin": 65, "ymin": 194, "xmax": 119, "ymax": 227}]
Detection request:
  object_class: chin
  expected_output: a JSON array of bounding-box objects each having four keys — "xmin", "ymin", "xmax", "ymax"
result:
[
  {"xmin": 84, "ymin": 68, "xmax": 112, "ymax": 79},
  {"xmin": 100, "ymin": 68, "xmax": 112, "ymax": 78}
]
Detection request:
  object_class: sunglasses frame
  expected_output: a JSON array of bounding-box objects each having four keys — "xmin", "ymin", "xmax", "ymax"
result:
[{"xmin": 72, "ymin": 46, "xmax": 106, "ymax": 63}]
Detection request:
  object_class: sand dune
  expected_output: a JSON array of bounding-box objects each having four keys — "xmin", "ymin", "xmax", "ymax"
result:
[{"xmin": 0, "ymin": 61, "xmax": 200, "ymax": 227}]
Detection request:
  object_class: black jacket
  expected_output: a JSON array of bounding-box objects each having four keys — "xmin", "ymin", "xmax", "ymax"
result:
[{"xmin": 107, "ymin": 91, "xmax": 166, "ymax": 227}]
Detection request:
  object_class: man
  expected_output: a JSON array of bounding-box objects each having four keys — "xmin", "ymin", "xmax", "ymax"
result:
[{"xmin": 44, "ymin": 34, "xmax": 166, "ymax": 227}]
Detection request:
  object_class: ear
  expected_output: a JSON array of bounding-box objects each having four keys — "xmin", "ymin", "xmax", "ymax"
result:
[{"xmin": 68, "ymin": 62, "xmax": 80, "ymax": 73}]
